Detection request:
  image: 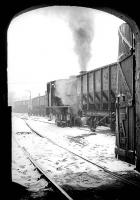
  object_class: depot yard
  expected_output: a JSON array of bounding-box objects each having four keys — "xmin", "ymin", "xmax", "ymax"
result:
[{"xmin": 12, "ymin": 113, "xmax": 140, "ymax": 200}]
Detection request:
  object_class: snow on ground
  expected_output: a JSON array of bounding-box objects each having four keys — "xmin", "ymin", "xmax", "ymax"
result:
[
  {"xmin": 12, "ymin": 137, "xmax": 49, "ymax": 192},
  {"xmin": 12, "ymin": 117, "xmax": 54, "ymax": 199},
  {"xmin": 12, "ymin": 113, "xmax": 140, "ymax": 197},
  {"xmin": 12, "ymin": 115, "xmax": 120, "ymax": 190},
  {"xmin": 25, "ymin": 115, "xmax": 135, "ymax": 173}
]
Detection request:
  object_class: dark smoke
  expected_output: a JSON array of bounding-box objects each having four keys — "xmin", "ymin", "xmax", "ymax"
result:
[{"xmin": 68, "ymin": 9, "xmax": 94, "ymax": 71}]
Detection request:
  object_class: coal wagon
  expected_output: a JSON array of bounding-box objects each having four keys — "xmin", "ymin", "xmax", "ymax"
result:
[
  {"xmin": 13, "ymin": 100, "xmax": 29, "ymax": 113},
  {"xmin": 76, "ymin": 63, "xmax": 117, "ymax": 131},
  {"xmin": 31, "ymin": 94, "xmax": 47, "ymax": 116}
]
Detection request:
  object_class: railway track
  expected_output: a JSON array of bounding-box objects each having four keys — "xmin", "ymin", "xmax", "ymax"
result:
[
  {"xmin": 20, "ymin": 117, "xmax": 140, "ymax": 190},
  {"xmin": 13, "ymin": 136, "xmax": 74, "ymax": 200},
  {"xmin": 21, "ymin": 116, "xmax": 96, "ymax": 133}
]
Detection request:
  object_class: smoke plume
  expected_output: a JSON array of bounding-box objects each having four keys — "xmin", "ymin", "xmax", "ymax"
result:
[{"xmin": 68, "ymin": 9, "xmax": 94, "ymax": 71}]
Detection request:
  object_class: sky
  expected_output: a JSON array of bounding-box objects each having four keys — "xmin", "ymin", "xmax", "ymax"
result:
[{"xmin": 8, "ymin": 6, "xmax": 124, "ymax": 102}]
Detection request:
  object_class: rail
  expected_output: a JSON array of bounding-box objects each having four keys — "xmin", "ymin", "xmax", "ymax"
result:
[
  {"xmin": 23, "ymin": 118, "xmax": 140, "ymax": 190},
  {"xmin": 13, "ymin": 136, "xmax": 74, "ymax": 200}
]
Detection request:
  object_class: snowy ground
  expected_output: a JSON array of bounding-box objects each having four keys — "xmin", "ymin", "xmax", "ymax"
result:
[
  {"xmin": 23, "ymin": 114, "xmax": 136, "ymax": 172},
  {"xmin": 12, "ymin": 113, "xmax": 140, "ymax": 199}
]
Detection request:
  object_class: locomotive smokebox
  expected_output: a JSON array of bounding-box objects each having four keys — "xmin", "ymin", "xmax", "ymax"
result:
[{"xmin": 79, "ymin": 70, "xmax": 87, "ymax": 75}]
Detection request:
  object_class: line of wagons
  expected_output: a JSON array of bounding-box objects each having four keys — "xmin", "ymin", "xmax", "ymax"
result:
[{"xmin": 13, "ymin": 61, "xmax": 118, "ymax": 131}]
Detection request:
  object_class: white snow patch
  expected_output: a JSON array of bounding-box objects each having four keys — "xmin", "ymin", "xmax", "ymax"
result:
[{"xmin": 12, "ymin": 114, "xmax": 137, "ymax": 190}]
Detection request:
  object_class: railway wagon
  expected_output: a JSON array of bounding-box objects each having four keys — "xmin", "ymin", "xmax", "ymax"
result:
[
  {"xmin": 13, "ymin": 100, "xmax": 29, "ymax": 113},
  {"xmin": 39, "ymin": 94, "xmax": 47, "ymax": 116},
  {"xmin": 77, "ymin": 62, "xmax": 117, "ymax": 131},
  {"xmin": 31, "ymin": 94, "xmax": 47, "ymax": 116}
]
